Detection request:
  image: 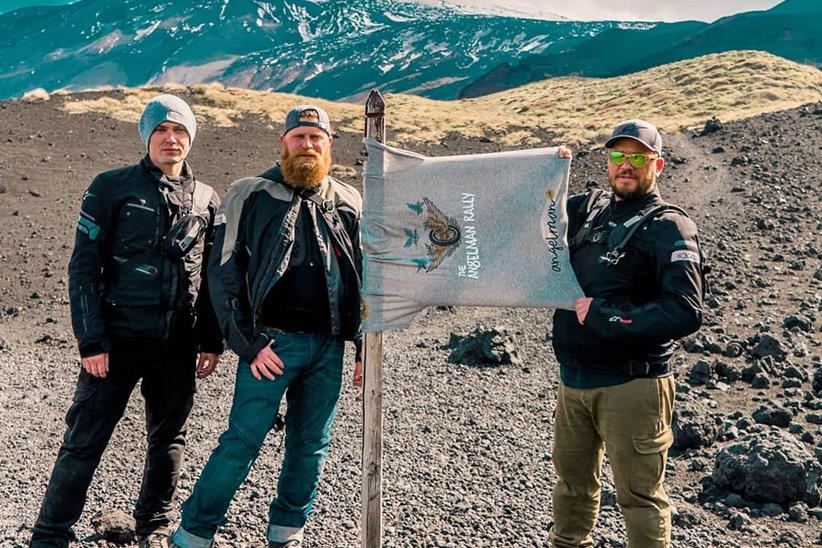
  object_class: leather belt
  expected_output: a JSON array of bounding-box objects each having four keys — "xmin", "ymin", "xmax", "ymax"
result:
[{"xmin": 565, "ymin": 357, "xmax": 672, "ymax": 378}]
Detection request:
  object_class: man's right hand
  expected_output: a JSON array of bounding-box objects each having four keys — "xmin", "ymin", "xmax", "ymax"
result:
[
  {"xmin": 82, "ymin": 353, "xmax": 109, "ymax": 378},
  {"xmin": 250, "ymin": 344, "xmax": 285, "ymax": 380}
]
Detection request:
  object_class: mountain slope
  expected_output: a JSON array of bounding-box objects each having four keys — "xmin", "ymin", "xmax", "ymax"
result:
[
  {"xmin": 0, "ymin": 0, "xmax": 615, "ymax": 100},
  {"xmin": 460, "ymin": 0, "xmax": 822, "ymax": 98}
]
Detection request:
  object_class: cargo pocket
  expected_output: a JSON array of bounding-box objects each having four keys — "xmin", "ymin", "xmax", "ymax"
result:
[
  {"xmin": 629, "ymin": 427, "xmax": 674, "ymax": 496},
  {"xmin": 72, "ymin": 370, "xmax": 98, "ymax": 403},
  {"xmin": 64, "ymin": 370, "xmax": 99, "ymax": 428}
]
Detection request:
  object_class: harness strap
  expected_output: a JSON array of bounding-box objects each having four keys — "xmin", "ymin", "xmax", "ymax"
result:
[
  {"xmin": 300, "ymin": 188, "xmax": 336, "ymax": 214},
  {"xmin": 599, "ymin": 204, "xmax": 689, "ymax": 266},
  {"xmin": 569, "ymin": 189, "xmax": 610, "ymax": 250}
]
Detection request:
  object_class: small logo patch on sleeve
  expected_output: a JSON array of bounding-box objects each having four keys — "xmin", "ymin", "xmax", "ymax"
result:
[{"xmin": 671, "ymin": 250, "xmax": 700, "ymax": 264}]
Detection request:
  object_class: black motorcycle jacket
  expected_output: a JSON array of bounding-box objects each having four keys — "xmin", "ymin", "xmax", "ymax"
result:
[
  {"xmin": 208, "ymin": 165, "xmax": 363, "ymax": 364},
  {"xmin": 552, "ymin": 188, "xmax": 704, "ymax": 374},
  {"xmin": 69, "ymin": 157, "xmax": 224, "ymax": 357}
]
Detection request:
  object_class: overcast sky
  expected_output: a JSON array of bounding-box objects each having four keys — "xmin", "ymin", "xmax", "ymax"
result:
[{"xmin": 414, "ymin": 0, "xmax": 784, "ymax": 22}]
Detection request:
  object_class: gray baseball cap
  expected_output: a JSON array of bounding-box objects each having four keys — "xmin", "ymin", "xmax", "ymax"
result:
[
  {"xmin": 138, "ymin": 94, "xmax": 197, "ymax": 147},
  {"xmin": 604, "ymin": 119, "xmax": 662, "ymax": 155},
  {"xmin": 282, "ymin": 105, "xmax": 332, "ymax": 137}
]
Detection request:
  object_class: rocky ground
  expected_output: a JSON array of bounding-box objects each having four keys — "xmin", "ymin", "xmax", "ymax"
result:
[{"xmin": 0, "ymin": 91, "xmax": 820, "ymax": 547}]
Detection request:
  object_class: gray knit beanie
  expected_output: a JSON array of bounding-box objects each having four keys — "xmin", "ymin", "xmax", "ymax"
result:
[{"xmin": 138, "ymin": 94, "xmax": 197, "ymax": 147}]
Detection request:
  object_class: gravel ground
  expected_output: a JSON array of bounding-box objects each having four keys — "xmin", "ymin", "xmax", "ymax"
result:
[{"xmin": 0, "ymin": 93, "xmax": 820, "ymax": 547}]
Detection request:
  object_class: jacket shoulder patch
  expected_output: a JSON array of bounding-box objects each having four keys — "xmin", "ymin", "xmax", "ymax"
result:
[{"xmin": 671, "ymin": 250, "xmax": 700, "ymax": 264}]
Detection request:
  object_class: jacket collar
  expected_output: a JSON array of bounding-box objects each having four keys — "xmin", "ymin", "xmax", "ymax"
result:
[
  {"xmin": 609, "ymin": 187, "xmax": 662, "ymax": 218},
  {"xmin": 141, "ymin": 155, "xmax": 194, "ymax": 188}
]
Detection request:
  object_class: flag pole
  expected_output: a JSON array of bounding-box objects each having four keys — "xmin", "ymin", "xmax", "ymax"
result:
[{"xmin": 362, "ymin": 89, "xmax": 385, "ymax": 548}]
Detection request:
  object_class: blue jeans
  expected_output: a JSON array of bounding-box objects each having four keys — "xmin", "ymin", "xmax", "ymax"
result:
[{"xmin": 173, "ymin": 330, "xmax": 344, "ymax": 547}]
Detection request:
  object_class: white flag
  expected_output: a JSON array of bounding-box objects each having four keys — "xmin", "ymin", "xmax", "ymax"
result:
[{"xmin": 361, "ymin": 139, "xmax": 583, "ymax": 332}]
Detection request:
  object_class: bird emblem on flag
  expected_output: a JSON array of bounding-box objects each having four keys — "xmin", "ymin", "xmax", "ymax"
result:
[
  {"xmin": 421, "ymin": 197, "xmax": 461, "ymax": 273},
  {"xmin": 404, "ymin": 198, "xmax": 462, "ymax": 273}
]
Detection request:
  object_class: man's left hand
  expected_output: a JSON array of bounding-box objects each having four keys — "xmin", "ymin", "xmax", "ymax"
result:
[
  {"xmin": 353, "ymin": 360, "xmax": 363, "ymax": 388},
  {"xmin": 575, "ymin": 297, "xmax": 593, "ymax": 325},
  {"xmin": 196, "ymin": 353, "xmax": 221, "ymax": 379}
]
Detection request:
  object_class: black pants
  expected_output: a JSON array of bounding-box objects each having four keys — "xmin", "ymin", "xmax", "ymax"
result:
[{"xmin": 30, "ymin": 337, "xmax": 198, "ymax": 547}]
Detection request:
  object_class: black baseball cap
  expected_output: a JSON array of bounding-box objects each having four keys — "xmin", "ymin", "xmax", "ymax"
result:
[
  {"xmin": 282, "ymin": 105, "xmax": 332, "ymax": 137},
  {"xmin": 605, "ymin": 119, "xmax": 662, "ymax": 155}
]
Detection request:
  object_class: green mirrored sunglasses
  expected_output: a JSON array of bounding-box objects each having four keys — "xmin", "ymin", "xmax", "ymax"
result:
[{"xmin": 609, "ymin": 151, "xmax": 657, "ymax": 168}]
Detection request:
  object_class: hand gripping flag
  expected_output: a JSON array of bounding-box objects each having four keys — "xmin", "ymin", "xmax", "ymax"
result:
[{"xmin": 361, "ymin": 138, "xmax": 583, "ymax": 332}]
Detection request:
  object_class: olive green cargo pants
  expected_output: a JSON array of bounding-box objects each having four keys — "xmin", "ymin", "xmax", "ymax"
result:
[{"xmin": 549, "ymin": 376, "xmax": 675, "ymax": 547}]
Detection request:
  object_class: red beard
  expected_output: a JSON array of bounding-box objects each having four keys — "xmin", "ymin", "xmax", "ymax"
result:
[{"xmin": 280, "ymin": 148, "xmax": 332, "ymax": 189}]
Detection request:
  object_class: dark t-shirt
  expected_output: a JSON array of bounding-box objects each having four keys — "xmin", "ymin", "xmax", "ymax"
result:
[{"xmin": 260, "ymin": 202, "xmax": 331, "ymax": 332}]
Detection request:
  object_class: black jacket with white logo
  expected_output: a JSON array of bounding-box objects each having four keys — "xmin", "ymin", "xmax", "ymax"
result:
[{"xmin": 552, "ymin": 188, "xmax": 704, "ymax": 372}]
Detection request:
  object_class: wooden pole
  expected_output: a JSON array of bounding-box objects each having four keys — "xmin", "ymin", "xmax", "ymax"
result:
[{"xmin": 362, "ymin": 89, "xmax": 385, "ymax": 548}]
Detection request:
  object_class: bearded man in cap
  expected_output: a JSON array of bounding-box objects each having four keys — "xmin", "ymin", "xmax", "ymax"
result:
[
  {"xmin": 30, "ymin": 95, "xmax": 224, "ymax": 548},
  {"xmin": 549, "ymin": 120, "xmax": 705, "ymax": 547},
  {"xmin": 170, "ymin": 105, "xmax": 363, "ymax": 548}
]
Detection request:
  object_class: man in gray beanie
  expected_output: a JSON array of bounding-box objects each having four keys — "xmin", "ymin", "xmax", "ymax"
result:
[{"xmin": 30, "ymin": 94, "xmax": 223, "ymax": 548}]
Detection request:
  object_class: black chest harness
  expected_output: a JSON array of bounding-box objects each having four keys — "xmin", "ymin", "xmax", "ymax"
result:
[
  {"xmin": 564, "ymin": 189, "xmax": 710, "ymax": 378},
  {"xmin": 569, "ymin": 189, "xmax": 689, "ymax": 267},
  {"xmin": 157, "ymin": 180, "xmax": 214, "ymax": 259}
]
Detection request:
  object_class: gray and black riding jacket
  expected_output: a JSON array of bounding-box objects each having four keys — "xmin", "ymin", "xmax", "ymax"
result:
[
  {"xmin": 69, "ymin": 157, "xmax": 224, "ymax": 358},
  {"xmin": 208, "ymin": 165, "xmax": 363, "ymax": 364},
  {"xmin": 552, "ymin": 188, "xmax": 705, "ymax": 374}
]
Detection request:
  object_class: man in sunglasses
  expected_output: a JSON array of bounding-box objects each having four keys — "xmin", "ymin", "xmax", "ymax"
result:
[
  {"xmin": 549, "ymin": 120, "xmax": 705, "ymax": 547},
  {"xmin": 170, "ymin": 105, "xmax": 362, "ymax": 548},
  {"xmin": 30, "ymin": 94, "xmax": 224, "ymax": 548}
]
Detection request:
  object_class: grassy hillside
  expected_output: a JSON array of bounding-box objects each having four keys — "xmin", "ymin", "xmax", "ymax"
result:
[
  {"xmin": 458, "ymin": 0, "xmax": 822, "ymax": 98},
  {"xmin": 56, "ymin": 50, "xmax": 822, "ymax": 146}
]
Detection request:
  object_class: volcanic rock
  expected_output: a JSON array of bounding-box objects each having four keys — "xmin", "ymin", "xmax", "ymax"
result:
[
  {"xmin": 91, "ymin": 509, "xmax": 135, "ymax": 544},
  {"xmin": 775, "ymin": 530, "xmax": 805, "ymax": 547},
  {"xmin": 750, "ymin": 334, "xmax": 787, "ymax": 361},
  {"xmin": 700, "ymin": 116, "xmax": 724, "ymax": 136},
  {"xmin": 784, "ymin": 366, "xmax": 809, "ymax": 382},
  {"xmin": 446, "ymin": 327, "xmax": 521, "ymax": 366},
  {"xmin": 751, "ymin": 373, "xmax": 771, "ymax": 389},
  {"xmin": 682, "ymin": 333, "xmax": 723, "ymax": 354},
  {"xmin": 714, "ymin": 360, "xmax": 741, "ymax": 383},
  {"xmin": 727, "ymin": 511, "xmax": 753, "ymax": 532},
  {"xmin": 686, "ymin": 359, "xmax": 713, "ymax": 386},
  {"xmin": 672, "ymin": 398, "xmax": 717, "ymax": 450},
  {"xmin": 784, "ymin": 314, "xmax": 813, "ymax": 332},
  {"xmin": 788, "ymin": 502, "xmax": 810, "ymax": 523},
  {"xmin": 752, "ymin": 404, "xmax": 795, "ymax": 427},
  {"xmin": 723, "ymin": 341, "xmax": 744, "ymax": 358},
  {"xmin": 712, "ymin": 429, "xmax": 822, "ymax": 506},
  {"xmin": 813, "ymin": 369, "xmax": 822, "ymax": 394}
]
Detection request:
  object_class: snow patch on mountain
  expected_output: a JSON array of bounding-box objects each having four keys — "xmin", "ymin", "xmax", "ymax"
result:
[
  {"xmin": 135, "ymin": 20, "xmax": 161, "ymax": 40},
  {"xmin": 79, "ymin": 30, "xmax": 126, "ymax": 55},
  {"xmin": 151, "ymin": 57, "xmax": 239, "ymax": 85}
]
